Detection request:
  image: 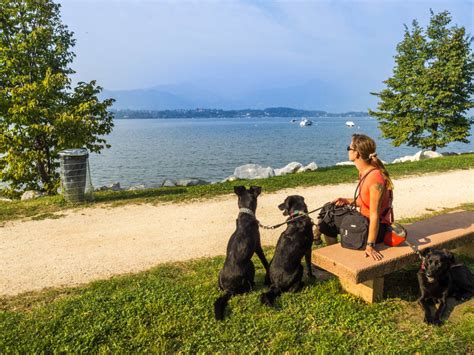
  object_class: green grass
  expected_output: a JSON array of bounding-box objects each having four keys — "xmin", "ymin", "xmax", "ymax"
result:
[
  {"xmin": 1, "ymin": 153, "xmax": 473, "ymax": 225},
  {"xmin": 1, "ymin": 205, "xmax": 474, "ymax": 352},
  {"xmin": 1, "ymin": 248, "xmax": 473, "ymax": 352}
]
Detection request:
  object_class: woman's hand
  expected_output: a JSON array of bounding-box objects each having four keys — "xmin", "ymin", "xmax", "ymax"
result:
[
  {"xmin": 365, "ymin": 245, "xmax": 383, "ymax": 261},
  {"xmin": 333, "ymin": 197, "xmax": 350, "ymax": 206}
]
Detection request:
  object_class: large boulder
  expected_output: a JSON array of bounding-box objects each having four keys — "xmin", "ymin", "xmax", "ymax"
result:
[
  {"xmin": 106, "ymin": 182, "xmax": 122, "ymax": 191},
  {"xmin": 298, "ymin": 162, "xmax": 318, "ymax": 173},
  {"xmin": 21, "ymin": 190, "xmax": 44, "ymax": 201},
  {"xmin": 420, "ymin": 151, "xmax": 443, "ymax": 159},
  {"xmin": 175, "ymin": 179, "xmax": 210, "ymax": 187},
  {"xmin": 392, "ymin": 150, "xmax": 443, "ymax": 164},
  {"xmin": 127, "ymin": 184, "xmax": 146, "ymax": 191},
  {"xmin": 221, "ymin": 175, "xmax": 238, "ymax": 183},
  {"xmin": 233, "ymin": 164, "xmax": 275, "ymax": 180},
  {"xmin": 336, "ymin": 161, "xmax": 355, "ymax": 166},
  {"xmin": 162, "ymin": 179, "xmax": 177, "ymax": 187},
  {"xmin": 392, "ymin": 155, "xmax": 414, "ymax": 164},
  {"xmin": 274, "ymin": 162, "xmax": 303, "ymax": 176}
]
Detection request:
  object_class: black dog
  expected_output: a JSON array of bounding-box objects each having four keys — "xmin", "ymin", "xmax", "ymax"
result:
[
  {"xmin": 418, "ymin": 248, "xmax": 474, "ymax": 325},
  {"xmin": 260, "ymin": 195, "xmax": 314, "ymax": 307},
  {"xmin": 214, "ymin": 185, "xmax": 270, "ymax": 320}
]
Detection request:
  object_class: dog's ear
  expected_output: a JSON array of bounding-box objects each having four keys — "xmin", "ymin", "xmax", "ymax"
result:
[
  {"xmin": 234, "ymin": 185, "xmax": 246, "ymax": 196},
  {"xmin": 298, "ymin": 196, "xmax": 309, "ymax": 213},
  {"xmin": 278, "ymin": 202, "xmax": 288, "ymax": 216},
  {"xmin": 278, "ymin": 197, "xmax": 290, "ymax": 216},
  {"xmin": 249, "ymin": 186, "xmax": 262, "ymax": 197},
  {"xmin": 442, "ymin": 249, "xmax": 455, "ymax": 264}
]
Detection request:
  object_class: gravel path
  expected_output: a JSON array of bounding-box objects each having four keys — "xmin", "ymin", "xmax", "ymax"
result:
[{"xmin": 1, "ymin": 169, "xmax": 473, "ymax": 296}]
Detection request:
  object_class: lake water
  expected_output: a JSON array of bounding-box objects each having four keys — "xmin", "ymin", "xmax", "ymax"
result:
[{"xmin": 88, "ymin": 117, "xmax": 473, "ymax": 188}]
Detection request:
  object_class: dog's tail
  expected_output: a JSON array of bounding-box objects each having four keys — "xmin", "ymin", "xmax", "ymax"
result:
[
  {"xmin": 260, "ymin": 287, "xmax": 281, "ymax": 307},
  {"xmin": 214, "ymin": 291, "xmax": 233, "ymax": 321}
]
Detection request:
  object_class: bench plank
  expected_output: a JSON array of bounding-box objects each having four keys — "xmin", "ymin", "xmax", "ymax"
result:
[{"xmin": 312, "ymin": 211, "xmax": 474, "ymax": 285}]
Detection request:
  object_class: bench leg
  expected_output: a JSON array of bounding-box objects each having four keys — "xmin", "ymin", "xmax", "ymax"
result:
[{"xmin": 339, "ymin": 277, "xmax": 384, "ymax": 303}]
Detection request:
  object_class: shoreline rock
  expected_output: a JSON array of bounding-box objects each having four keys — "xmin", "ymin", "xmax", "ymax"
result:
[
  {"xmin": 21, "ymin": 190, "xmax": 45, "ymax": 201},
  {"xmin": 234, "ymin": 164, "xmax": 275, "ymax": 180},
  {"xmin": 392, "ymin": 150, "xmax": 443, "ymax": 164}
]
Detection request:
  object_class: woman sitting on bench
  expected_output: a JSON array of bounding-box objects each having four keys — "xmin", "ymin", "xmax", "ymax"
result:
[{"xmin": 317, "ymin": 134, "xmax": 394, "ymax": 261}]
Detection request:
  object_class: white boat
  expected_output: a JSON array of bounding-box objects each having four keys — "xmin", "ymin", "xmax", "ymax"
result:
[
  {"xmin": 299, "ymin": 118, "xmax": 313, "ymax": 127},
  {"xmin": 345, "ymin": 121, "xmax": 355, "ymax": 127}
]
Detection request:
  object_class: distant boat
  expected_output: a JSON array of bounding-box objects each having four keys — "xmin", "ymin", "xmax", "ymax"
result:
[
  {"xmin": 345, "ymin": 121, "xmax": 355, "ymax": 127},
  {"xmin": 299, "ymin": 118, "xmax": 313, "ymax": 127},
  {"xmin": 290, "ymin": 119, "xmax": 298, "ymax": 123}
]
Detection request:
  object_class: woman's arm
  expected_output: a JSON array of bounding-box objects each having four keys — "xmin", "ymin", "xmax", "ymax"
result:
[{"xmin": 365, "ymin": 182, "xmax": 385, "ymax": 261}]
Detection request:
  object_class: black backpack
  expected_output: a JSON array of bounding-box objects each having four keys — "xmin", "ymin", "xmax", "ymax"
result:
[
  {"xmin": 339, "ymin": 169, "xmax": 377, "ymax": 250},
  {"xmin": 317, "ymin": 202, "xmax": 353, "ymax": 238},
  {"xmin": 340, "ymin": 212, "xmax": 369, "ymax": 250}
]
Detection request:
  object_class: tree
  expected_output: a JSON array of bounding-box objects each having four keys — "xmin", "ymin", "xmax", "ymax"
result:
[
  {"xmin": 369, "ymin": 10, "xmax": 473, "ymax": 151},
  {"xmin": 0, "ymin": 0, "xmax": 114, "ymax": 196}
]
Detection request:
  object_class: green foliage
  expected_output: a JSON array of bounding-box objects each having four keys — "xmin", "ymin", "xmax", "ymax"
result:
[
  {"xmin": 0, "ymin": 0, "xmax": 114, "ymax": 196},
  {"xmin": 369, "ymin": 10, "xmax": 473, "ymax": 151},
  {"xmin": 0, "ymin": 248, "xmax": 473, "ymax": 352}
]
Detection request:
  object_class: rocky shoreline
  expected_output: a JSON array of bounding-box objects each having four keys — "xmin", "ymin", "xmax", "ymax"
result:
[
  {"xmin": 93, "ymin": 149, "xmax": 471, "ymax": 193},
  {"xmin": 9, "ymin": 149, "xmax": 473, "ymax": 200}
]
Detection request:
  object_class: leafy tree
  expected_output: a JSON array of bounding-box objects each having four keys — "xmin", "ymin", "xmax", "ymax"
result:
[
  {"xmin": 0, "ymin": 0, "xmax": 114, "ymax": 196},
  {"xmin": 369, "ymin": 10, "xmax": 473, "ymax": 151}
]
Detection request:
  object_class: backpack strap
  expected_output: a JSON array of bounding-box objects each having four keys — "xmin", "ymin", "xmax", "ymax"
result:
[{"xmin": 351, "ymin": 168, "xmax": 377, "ymax": 210}]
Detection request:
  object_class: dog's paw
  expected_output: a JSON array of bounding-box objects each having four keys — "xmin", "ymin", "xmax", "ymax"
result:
[
  {"xmin": 260, "ymin": 293, "xmax": 274, "ymax": 307},
  {"xmin": 432, "ymin": 318, "xmax": 443, "ymax": 326},
  {"xmin": 424, "ymin": 315, "xmax": 434, "ymax": 324}
]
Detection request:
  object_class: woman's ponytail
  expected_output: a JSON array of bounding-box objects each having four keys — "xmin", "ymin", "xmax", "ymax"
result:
[
  {"xmin": 352, "ymin": 134, "xmax": 394, "ymax": 190},
  {"xmin": 370, "ymin": 156, "xmax": 394, "ymax": 190}
]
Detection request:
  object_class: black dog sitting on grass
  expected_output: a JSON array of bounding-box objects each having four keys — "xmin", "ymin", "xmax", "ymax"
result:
[
  {"xmin": 214, "ymin": 185, "xmax": 270, "ymax": 320},
  {"xmin": 418, "ymin": 248, "xmax": 474, "ymax": 325},
  {"xmin": 260, "ymin": 195, "xmax": 314, "ymax": 307}
]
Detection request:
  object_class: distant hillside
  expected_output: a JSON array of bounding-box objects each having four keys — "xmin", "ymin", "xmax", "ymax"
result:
[
  {"xmin": 112, "ymin": 107, "xmax": 370, "ymax": 119},
  {"xmin": 101, "ymin": 80, "xmax": 369, "ymax": 112}
]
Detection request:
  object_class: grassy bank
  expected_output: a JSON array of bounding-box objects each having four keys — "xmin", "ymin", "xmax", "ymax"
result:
[
  {"xmin": 1, "ymin": 237, "xmax": 473, "ymax": 351},
  {"xmin": 1, "ymin": 153, "xmax": 473, "ymax": 225}
]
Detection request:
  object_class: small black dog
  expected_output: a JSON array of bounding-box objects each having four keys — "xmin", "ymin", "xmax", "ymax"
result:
[
  {"xmin": 260, "ymin": 195, "xmax": 314, "ymax": 307},
  {"xmin": 418, "ymin": 248, "xmax": 474, "ymax": 325},
  {"xmin": 214, "ymin": 185, "xmax": 270, "ymax": 320}
]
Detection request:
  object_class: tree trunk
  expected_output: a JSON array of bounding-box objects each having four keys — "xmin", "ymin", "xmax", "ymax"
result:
[{"xmin": 37, "ymin": 159, "xmax": 50, "ymax": 191}]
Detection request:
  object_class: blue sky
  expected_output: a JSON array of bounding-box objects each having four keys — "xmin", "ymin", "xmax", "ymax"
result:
[{"xmin": 60, "ymin": 0, "xmax": 473, "ymax": 110}]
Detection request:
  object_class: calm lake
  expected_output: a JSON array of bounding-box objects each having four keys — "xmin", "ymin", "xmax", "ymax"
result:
[{"xmin": 88, "ymin": 117, "xmax": 473, "ymax": 188}]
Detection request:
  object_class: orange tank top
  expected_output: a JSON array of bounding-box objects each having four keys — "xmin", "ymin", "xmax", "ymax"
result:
[{"xmin": 356, "ymin": 169, "xmax": 392, "ymax": 225}]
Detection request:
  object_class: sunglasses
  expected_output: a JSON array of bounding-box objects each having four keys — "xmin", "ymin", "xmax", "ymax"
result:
[{"xmin": 346, "ymin": 146, "xmax": 355, "ymax": 151}]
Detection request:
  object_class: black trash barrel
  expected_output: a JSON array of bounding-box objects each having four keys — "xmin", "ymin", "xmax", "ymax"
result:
[{"xmin": 59, "ymin": 149, "xmax": 89, "ymax": 203}]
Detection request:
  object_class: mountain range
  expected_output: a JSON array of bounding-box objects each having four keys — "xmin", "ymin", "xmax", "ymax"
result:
[{"xmin": 100, "ymin": 80, "xmax": 373, "ymax": 112}]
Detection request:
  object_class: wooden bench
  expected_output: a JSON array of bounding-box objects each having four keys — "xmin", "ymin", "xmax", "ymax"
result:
[{"xmin": 312, "ymin": 211, "xmax": 474, "ymax": 303}]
